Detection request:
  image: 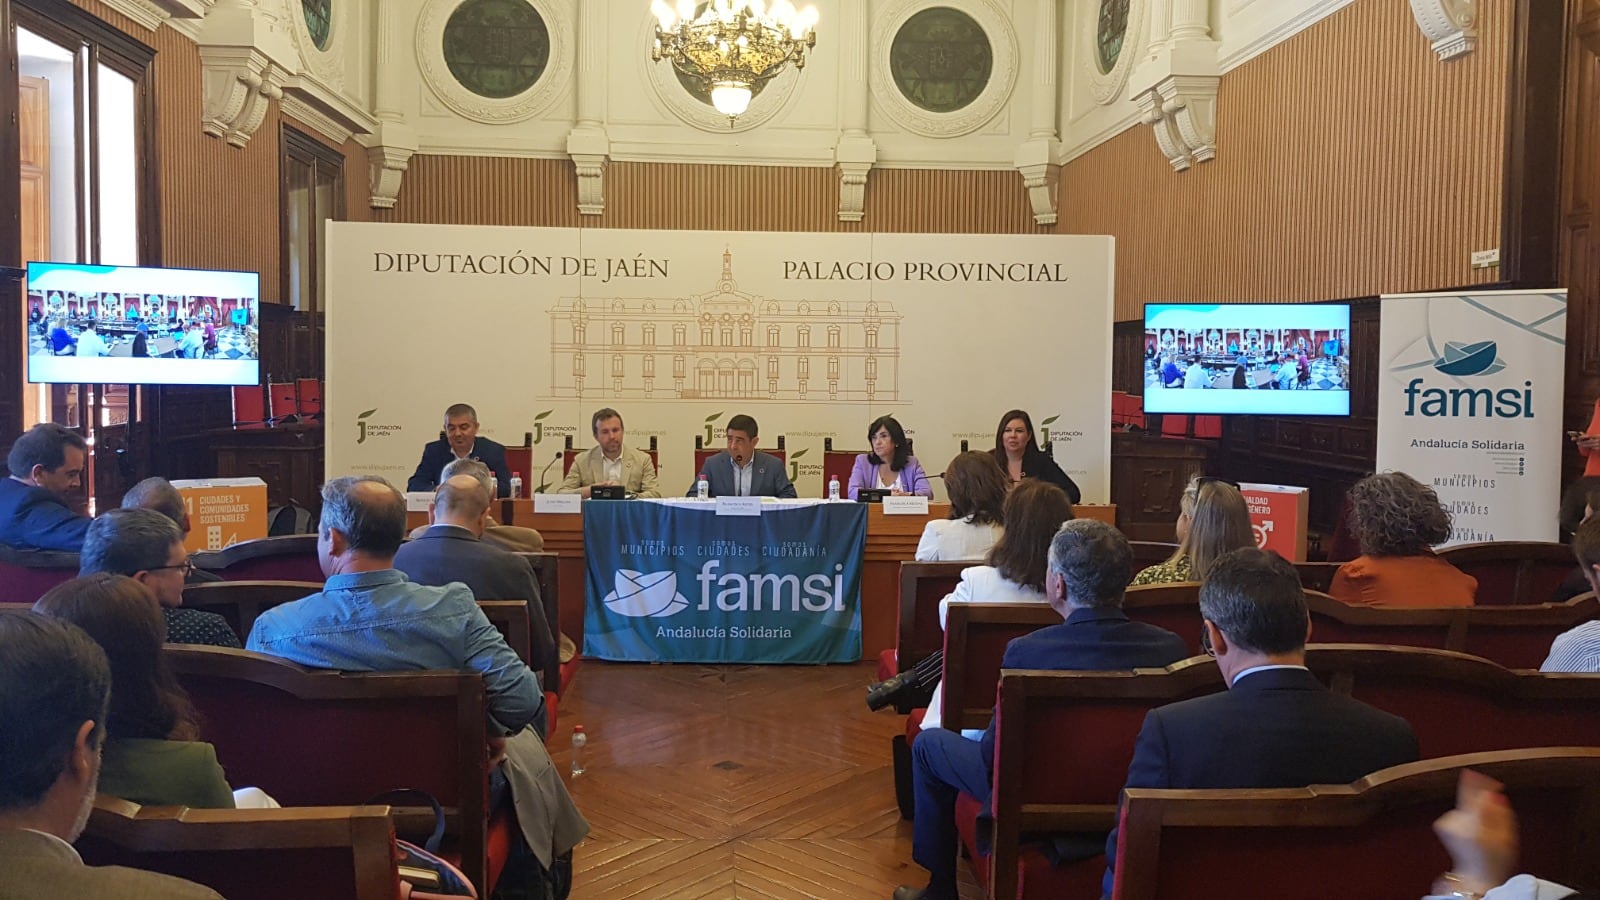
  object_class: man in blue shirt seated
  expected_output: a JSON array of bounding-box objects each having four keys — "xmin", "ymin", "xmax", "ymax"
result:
[
  {"xmin": 0, "ymin": 424, "xmax": 91, "ymax": 552},
  {"xmin": 894, "ymin": 520, "xmax": 1190, "ymax": 900},
  {"xmin": 247, "ymin": 475, "xmax": 546, "ymax": 738}
]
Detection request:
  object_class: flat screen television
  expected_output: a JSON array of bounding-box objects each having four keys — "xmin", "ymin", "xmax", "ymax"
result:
[
  {"xmin": 1142, "ymin": 302, "xmax": 1351, "ymax": 416},
  {"xmin": 25, "ymin": 262, "xmax": 261, "ymax": 386}
]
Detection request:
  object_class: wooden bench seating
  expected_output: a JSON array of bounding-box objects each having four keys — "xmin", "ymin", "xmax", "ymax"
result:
[
  {"xmin": 510, "ymin": 550, "xmax": 568, "ymax": 694},
  {"xmin": 1305, "ymin": 589, "xmax": 1599, "ymax": 668},
  {"xmin": 1438, "ymin": 540, "xmax": 1579, "ymax": 606},
  {"xmin": 0, "ymin": 544, "xmax": 80, "ymax": 604},
  {"xmin": 1111, "ymin": 748, "xmax": 1600, "ymax": 900},
  {"xmin": 77, "ymin": 797, "xmax": 400, "ymax": 900},
  {"xmin": 886, "ymin": 561, "xmax": 968, "ymax": 680},
  {"xmin": 167, "ymin": 645, "xmax": 508, "ymax": 895},
  {"xmin": 1292, "ymin": 561, "xmax": 1340, "ymax": 593},
  {"xmin": 193, "ymin": 535, "xmax": 323, "ymax": 582},
  {"xmin": 976, "ymin": 647, "xmax": 1600, "ymax": 899}
]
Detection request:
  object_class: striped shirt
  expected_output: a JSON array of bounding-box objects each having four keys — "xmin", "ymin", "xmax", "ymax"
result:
[{"xmin": 1540, "ymin": 621, "xmax": 1600, "ymax": 673}]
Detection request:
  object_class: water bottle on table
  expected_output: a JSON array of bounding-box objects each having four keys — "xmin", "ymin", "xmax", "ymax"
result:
[
  {"xmin": 828, "ymin": 475, "xmax": 840, "ymax": 501},
  {"xmin": 696, "ymin": 473, "xmax": 709, "ymax": 501},
  {"xmin": 570, "ymin": 725, "xmax": 588, "ymax": 776},
  {"xmin": 509, "ymin": 471, "xmax": 523, "ymax": 499}
]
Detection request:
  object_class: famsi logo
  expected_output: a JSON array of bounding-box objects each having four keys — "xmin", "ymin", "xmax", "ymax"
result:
[
  {"xmin": 356, "ymin": 408, "xmax": 378, "ymax": 444},
  {"xmin": 1432, "ymin": 341, "xmax": 1506, "ymax": 376},
  {"xmin": 603, "ymin": 570, "xmax": 690, "ymax": 618}
]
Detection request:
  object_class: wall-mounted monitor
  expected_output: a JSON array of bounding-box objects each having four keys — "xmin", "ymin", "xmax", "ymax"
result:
[
  {"xmin": 25, "ymin": 262, "xmax": 261, "ymax": 386},
  {"xmin": 1142, "ymin": 302, "xmax": 1351, "ymax": 416}
]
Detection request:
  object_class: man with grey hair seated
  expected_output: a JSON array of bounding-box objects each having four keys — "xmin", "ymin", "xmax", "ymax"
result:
[
  {"xmin": 79, "ymin": 509, "xmax": 238, "ymax": 648},
  {"xmin": 120, "ymin": 477, "xmax": 222, "ymax": 584},
  {"xmin": 897, "ymin": 520, "xmax": 1190, "ymax": 900},
  {"xmin": 406, "ymin": 458, "xmax": 544, "ymax": 552}
]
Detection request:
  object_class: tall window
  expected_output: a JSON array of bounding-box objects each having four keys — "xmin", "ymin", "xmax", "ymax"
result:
[{"xmin": 281, "ymin": 128, "xmax": 344, "ymax": 379}]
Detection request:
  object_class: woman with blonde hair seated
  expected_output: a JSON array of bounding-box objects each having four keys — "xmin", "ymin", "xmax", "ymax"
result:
[
  {"xmin": 1132, "ymin": 476, "xmax": 1254, "ymax": 586},
  {"xmin": 1330, "ymin": 472, "xmax": 1477, "ymax": 608},
  {"xmin": 33, "ymin": 574, "xmax": 269, "ymax": 809}
]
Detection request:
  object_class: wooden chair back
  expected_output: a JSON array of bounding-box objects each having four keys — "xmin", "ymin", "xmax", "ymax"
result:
[
  {"xmin": 511, "ymin": 551, "xmax": 562, "ymax": 692},
  {"xmin": 194, "ymin": 535, "xmax": 323, "ymax": 582},
  {"xmin": 295, "ymin": 378, "xmax": 322, "ymax": 418},
  {"xmin": 1128, "ymin": 542, "xmax": 1177, "ymax": 575},
  {"xmin": 822, "ymin": 449, "xmax": 857, "ymax": 498},
  {"xmin": 942, "ymin": 601, "xmax": 1060, "ymax": 730},
  {"xmin": 894, "ymin": 561, "xmax": 968, "ymax": 675},
  {"xmin": 0, "ymin": 544, "xmax": 80, "ymax": 604},
  {"xmin": 231, "ymin": 385, "xmax": 267, "ymax": 429},
  {"xmin": 1437, "ymin": 540, "xmax": 1578, "ymax": 605},
  {"xmin": 1292, "ymin": 561, "xmax": 1341, "ymax": 593},
  {"xmin": 502, "ymin": 431, "xmax": 535, "ymax": 486},
  {"xmin": 478, "ymin": 600, "xmax": 532, "ymax": 666},
  {"xmin": 1122, "ymin": 582, "xmax": 1204, "ymax": 653},
  {"xmin": 1305, "ymin": 590, "xmax": 1600, "ymax": 668},
  {"xmin": 77, "ymin": 797, "xmax": 399, "ymax": 900},
  {"xmin": 1111, "ymin": 748, "xmax": 1600, "ymax": 900},
  {"xmin": 181, "ymin": 580, "xmax": 322, "ymax": 641},
  {"xmin": 167, "ymin": 645, "xmax": 497, "ymax": 894}
]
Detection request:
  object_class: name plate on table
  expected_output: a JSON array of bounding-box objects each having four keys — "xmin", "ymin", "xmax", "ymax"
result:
[
  {"xmin": 534, "ymin": 493, "xmax": 582, "ymax": 514},
  {"xmin": 403, "ymin": 492, "xmax": 435, "ymax": 513},
  {"xmin": 881, "ymin": 496, "xmax": 930, "ymax": 515},
  {"xmin": 715, "ymin": 496, "xmax": 763, "ymax": 517}
]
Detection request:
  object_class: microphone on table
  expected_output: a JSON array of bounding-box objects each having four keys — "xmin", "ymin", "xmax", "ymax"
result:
[{"xmin": 536, "ymin": 451, "xmax": 562, "ymax": 493}]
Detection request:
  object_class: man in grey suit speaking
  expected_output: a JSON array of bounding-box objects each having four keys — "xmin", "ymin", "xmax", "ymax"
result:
[
  {"xmin": 687, "ymin": 413, "xmax": 797, "ymax": 498},
  {"xmin": 0, "ymin": 614, "xmax": 220, "ymax": 899}
]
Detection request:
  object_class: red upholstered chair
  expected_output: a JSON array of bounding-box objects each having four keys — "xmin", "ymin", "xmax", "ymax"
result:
[
  {"xmin": 1121, "ymin": 582, "xmax": 1203, "ymax": 654},
  {"xmin": 1437, "ymin": 541, "xmax": 1579, "ymax": 605},
  {"xmin": 510, "ymin": 551, "xmax": 566, "ymax": 696},
  {"xmin": 295, "ymin": 378, "xmax": 322, "ymax": 418},
  {"xmin": 169, "ymin": 646, "xmax": 508, "ymax": 896},
  {"xmin": 194, "ymin": 535, "xmax": 323, "ymax": 583},
  {"xmin": 231, "ymin": 385, "xmax": 267, "ymax": 429},
  {"xmin": 0, "ymin": 545, "xmax": 81, "ymax": 604},
  {"xmin": 1158, "ymin": 414, "xmax": 1190, "ymax": 438},
  {"xmin": 1190, "ymin": 415, "xmax": 1222, "ymax": 439},
  {"xmin": 268, "ymin": 383, "xmax": 298, "ymax": 422},
  {"xmin": 822, "ymin": 438, "xmax": 859, "ymax": 499},
  {"xmin": 1125, "ymin": 395, "xmax": 1145, "ymax": 431},
  {"xmin": 1110, "ymin": 392, "xmax": 1130, "ymax": 429},
  {"xmin": 501, "ymin": 431, "xmax": 535, "ymax": 488},
  {"xmin": 77, "ymin": 798, "xmax": 401, "ymax": 900},
  {"xmin": 940, "ymin": 601, "xmax": 1063, "ymax": 733},
  {"xmin": 1111, "ymin": 748, "xmax": 1600, "ymax": 900},
  {"xmin": 887, "ymin": 562, "xmax": 968, "ymax": 681}
]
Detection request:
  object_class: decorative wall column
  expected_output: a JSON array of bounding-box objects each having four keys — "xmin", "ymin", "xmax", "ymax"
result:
[
  {"xmin": 195, "ymin": 0, "xmax": 296, "ymax": 147},
  {"xmin": 834, "ymin": 0, "xmax": 876, "ymax": 222},
  {"xmin": 567, "ymin": 0, "xmax": 611, "ymax": 215},
  {"xmin": 1129, "ymin": 0, "xmax": 1219, "ymax": 172},
  {"xmin": 1015, "ymin": 0, "xmax": 1061, "ymax": 225},
  {"xmin": 1409, "ymin": 0, "xmax": 1478, "ymax": 60},
  {"xmin": 364, "ymin": 1, "xmax": 417, "ymax": 209}
]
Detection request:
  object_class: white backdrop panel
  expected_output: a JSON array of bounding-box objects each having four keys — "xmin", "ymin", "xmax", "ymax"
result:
[{"xmin": 325, "ymin": 223, "xmax": 1114, "ymax": 502}]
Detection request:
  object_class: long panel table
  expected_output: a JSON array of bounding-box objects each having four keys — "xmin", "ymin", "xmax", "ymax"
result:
[{"xmin": 490, "ymin": 500, "xmax": 1116, "ymax": 662}]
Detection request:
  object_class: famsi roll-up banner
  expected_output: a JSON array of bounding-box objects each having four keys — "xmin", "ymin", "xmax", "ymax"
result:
[
  {"xmin": 583, "ymin": 501, "xmax": 867, "ymax": 663},
  {"xmin": 1377, "ymin": 290, "xmax": 1567, "ymax": 544}
]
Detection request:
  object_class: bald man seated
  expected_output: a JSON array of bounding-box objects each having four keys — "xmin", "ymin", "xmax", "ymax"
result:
[
  {"xmin": 406, "ymin": 458, "xmax": 544, "ymax": 552},
  {"xmin": 394, "ymin": 475, "xmax": 556, "ymax": 683}
]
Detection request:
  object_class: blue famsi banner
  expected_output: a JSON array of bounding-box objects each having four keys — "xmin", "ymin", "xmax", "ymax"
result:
[{"xmin": 582, "ymin": 501, "xmax": 867, "ymax": 663}]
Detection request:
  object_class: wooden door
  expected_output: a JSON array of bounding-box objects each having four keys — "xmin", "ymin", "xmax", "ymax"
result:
[
  {"xmin": 19, "ymin": 75, "xmax": 49, "ymax": 264},
  {"xmin": 1563, "ymin": 0, "xmax": 1600, "ymax": 485}
]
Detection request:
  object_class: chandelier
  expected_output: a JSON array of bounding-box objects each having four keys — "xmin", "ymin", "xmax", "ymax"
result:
[{"xmin": 651, "ymin": 0, "xmax": 819, "ymax": 121}]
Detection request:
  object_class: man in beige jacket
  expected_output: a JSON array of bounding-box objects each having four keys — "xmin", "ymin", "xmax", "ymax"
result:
[{"xmin": 558, "ymin": 407, "xmax": 661, "ymax": 499}]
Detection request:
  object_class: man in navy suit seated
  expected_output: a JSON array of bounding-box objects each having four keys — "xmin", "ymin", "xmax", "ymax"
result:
[
  {"xmin": 1099, "ymin": 548, "xmax": 1419, "ymax": 897},
  {"xmin": 0, "ymin": 424, "xmax": 91, "ymax": 552},
  {"xmin": 685, "ymin": 413, "xmax": 796, "ymax": 498},
  {"xmin": 895, "ymin": 519, "xmax": 1189, "ymax": 900},
  {"xmin": 406, "ymin": 403, "xmax": 512, "ymax": 497}
]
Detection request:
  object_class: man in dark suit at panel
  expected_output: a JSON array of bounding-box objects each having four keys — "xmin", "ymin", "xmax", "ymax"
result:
[
  {"xmin": 894, "ymin": 520, "xmax": 1190, "ymax": 900},
  {"xmin": 1099, "ymin": 548, "xmax": 1419, "ymax": 897},
  {"xmin": 406, "ymin": 403, "xmax": 511, "ymax": 497},
  {"xmin": 0, "ymin": 424, "xmax": 91, "ymax": 552},
  {"xmin": 685, "ymin": 413, "xmax": 795, "ymax": 498},
  {"xmin": 394, "ymin": 474, "xmax": 556, "ymax": 696}
]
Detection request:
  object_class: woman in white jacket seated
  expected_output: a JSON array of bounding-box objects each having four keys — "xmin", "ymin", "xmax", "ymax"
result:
[
  {"xmin": 920, "ymin": 479, "xmax": 1076, "ymax": 734},
  {"xmin": 915, "ymin": 451, "xmax": 1009, "ymax": 562}
]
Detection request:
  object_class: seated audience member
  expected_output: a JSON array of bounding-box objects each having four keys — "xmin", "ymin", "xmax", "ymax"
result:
[
  {"xmin": 1102, "ymin": 548, "xmax": 1419, "ymax": 894},
  {"xmin": 1132, "ymin": 475, "xmax": 1254, "ymax": 585},
  {"xmin": 1160, "ymin": 355, "xmax": 1183, "ymax": 388},
  {"xmin": 74, "ymin": 324, "xmax": 108, "ymax": 358},
  {"xmin": 895, "ymin": 520, "xmax": 1189, "ymax": 900},
  {"xmin": 847, "ymin": 415, "xmax": 933, "ymax": 500},
  {"xmin": 1552, "ymin": 481, "xmax": 1600, "ymax": 602},
  {"xmin": 685, "ymin": 414, "xmax": 796, "ymax": 498},
  {"xmin": 48, "ymin": 320, "xmax": 75, "ymax": 355},
  {"xmin": 34, "ymin": 575, "xmax": 238, "ymax": 809},
  {"xmin": 1184, "ymin": 358, "xmax": 1209, "ymax": 389},
  {"xmin": 921, "ymin": 480, "xmax": 1075, "ymax": 732},
  {"xmin": 407, "ymin": 458, "xmax": 545, "ymax": 552},
  {"xmin": 247, "ymin": 477, "xmax": 584, "ymax": 883},
  {"xmin": 915, "ymin": 451, "xmax": 1007, "ymax": 561},
  {"xmin": 558, "ymin": 407, "xmax": 661, "ymax": 498},
  {"xmin": 79, "ymin": 509, "xmax": 239, "ymax": 649},
  {"xmin": 1542, "ymin": 516, "xmax": 1600, "ymax": 673},
  {"xmin": 0, "ymin": 613, "xmax": 222, "ymax": 899},
  {"xmin": 1425, "ymin": 775, "xmax": 1582, "ymax": 900},
  {"xmin": 0, "ymin": 423, "xmax": 92, "ymax": 552},
  {"xmin": 1330, "ymin": 472, "xmax": 1477, "ymax": 608},
  {"xmin": 177, "ymin": 323, "xmax": 204, "ymax": 359},
  {"xmin": 1574, "ymin": 398, "xmax": 1600, "ymax": 479},
  {"xmin": 992, "ymin": 409, "xmax": 1081, "ymax": 503},
  {"xmin": 407, "ymin": 403, "xmax": 512, "ymax": 496},
  {"xmin": 121, "ymin": 476, "xmax": 221, "ymax": 584},
  {"xmin": 395, "ymin": 474, "xmax": 556, "ymax": 689},
  {"xmin": 131, "ymin": 323, "xmax": 149, "ymax": 358}
]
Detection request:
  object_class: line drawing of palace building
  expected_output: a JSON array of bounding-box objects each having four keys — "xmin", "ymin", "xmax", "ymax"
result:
[{"xmin": 547, "ymin": 250, "xmax": 903, "ymax": 403}]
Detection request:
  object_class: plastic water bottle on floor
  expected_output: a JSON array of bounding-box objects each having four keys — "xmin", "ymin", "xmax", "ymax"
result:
[
  {"xmin": 509, "ymin": 471, "xmax": 523, "ymax": 499},
  {"xmin": 696, "ymin": 473, "xmax": 709, "ymax": 501},
  {"xmin": 828, "ymin": 475, "xmax": 841, "ymax": 501},
  {"xmin": 570, "ymin": 726, "xmax": 588, "ymax": 776}
]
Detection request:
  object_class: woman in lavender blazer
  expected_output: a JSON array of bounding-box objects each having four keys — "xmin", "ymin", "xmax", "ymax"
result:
[{"xmin": 846, "ymin": 416, "xmax": 933, "ymax": 500}]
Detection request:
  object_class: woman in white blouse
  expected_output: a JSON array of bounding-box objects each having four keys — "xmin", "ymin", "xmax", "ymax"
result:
[
  {"xmin": 916, "ymin": 451, "xmax": 1009, "ymax": 562},
  {"xmin": 921, "ymin": 479, "xmax": 1076, "ymax": 733}
]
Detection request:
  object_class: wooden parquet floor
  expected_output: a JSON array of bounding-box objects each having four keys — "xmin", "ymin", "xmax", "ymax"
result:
[{"xmin": 547, "ymin": 661, "xmax": 985, "ymax": 900}]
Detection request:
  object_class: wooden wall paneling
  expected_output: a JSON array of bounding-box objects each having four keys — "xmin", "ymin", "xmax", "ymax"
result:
[
  {"xmin": 1562, "ymin": 0, "xmax": 1600, "ymax": 488},
  {"xmin": 0, "ymin": 0, "xmax": 21, "ymax": 445}
]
